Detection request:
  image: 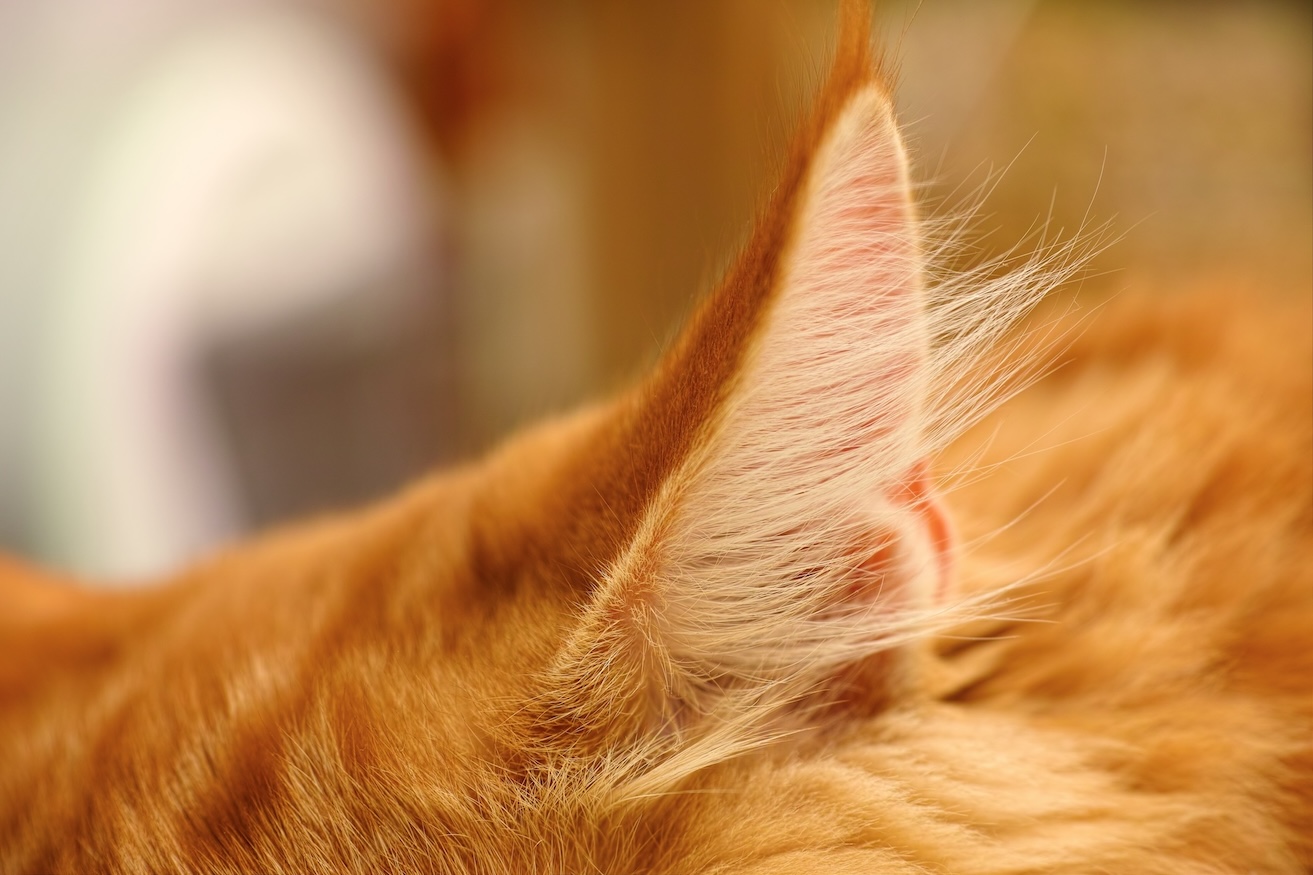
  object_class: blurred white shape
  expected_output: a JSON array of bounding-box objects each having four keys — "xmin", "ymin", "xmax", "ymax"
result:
[{"xmin": 0, "ymin": 2, "xmax": 436, "ymax": 582}]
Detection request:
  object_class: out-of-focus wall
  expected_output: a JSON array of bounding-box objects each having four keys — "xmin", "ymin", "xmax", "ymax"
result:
[
  {"xmin": 1, "ymin": 0, "xmax": 1308, "ymax": 582},
  {"xmin": 0, "ymin": 0, "xmax": 447, "ymax": 580},
  {"xmin": 417, "ymin": 0, "xmax": 1309, "ymax": 446},
  {"xmin": 905, "ymin": 1, "xmax": 1312, "ymax": 295}
]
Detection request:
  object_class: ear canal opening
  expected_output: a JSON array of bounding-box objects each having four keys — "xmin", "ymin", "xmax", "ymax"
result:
[{"xmin": 885, "ymin": 461, "xmax": 956, "ymax": 603}]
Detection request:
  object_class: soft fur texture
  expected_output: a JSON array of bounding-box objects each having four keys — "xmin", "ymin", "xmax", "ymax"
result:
[{"xmin": 1, "ymin": 5, "xmax": 1310, "ymax": 873}]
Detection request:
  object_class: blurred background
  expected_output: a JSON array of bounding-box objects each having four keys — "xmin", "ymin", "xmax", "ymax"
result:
[{"xmin": 0, "ymin": 0, "xmax": 1308, "ymax": 583}]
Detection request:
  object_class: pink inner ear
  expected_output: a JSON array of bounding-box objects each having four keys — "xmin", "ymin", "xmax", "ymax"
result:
[
  {"xmin": 771, "ymin": 89, "xmax": 947, "ymax": 612},
  {"xmin": 829, "ymin": 159, "xmax": 913, "ymax": 242},
  {"xmin": 841, "ymin": 461, "xmax": 954, "ymax": 609},
  {"xmin": 889, "ymin": 461, "xmax": 955, "ymax": 601}
]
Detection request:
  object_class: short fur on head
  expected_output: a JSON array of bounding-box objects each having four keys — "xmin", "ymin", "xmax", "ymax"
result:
[{"xmin": 1, "ymin": 3, "xmax": 1310, "ymax": 873}]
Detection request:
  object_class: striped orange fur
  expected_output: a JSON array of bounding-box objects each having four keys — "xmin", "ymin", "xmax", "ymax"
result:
[{"xmin": 2, "ymin": 4, "xmax": 1309, "ymax": 872}]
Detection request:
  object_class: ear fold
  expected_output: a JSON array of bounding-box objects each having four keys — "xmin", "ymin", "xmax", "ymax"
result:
[{"xmin": 535, "ymin": 20, "xmax": 954, "ymax": 772}]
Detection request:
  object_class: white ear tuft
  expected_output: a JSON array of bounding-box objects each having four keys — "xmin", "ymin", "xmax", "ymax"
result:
[{"xmin": 593, "ymin": 84, "xmax": 954, "ymax": 724}]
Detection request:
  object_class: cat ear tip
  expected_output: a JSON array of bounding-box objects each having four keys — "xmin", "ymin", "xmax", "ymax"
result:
[{"xmin": 852, "ymin": 83, "xmax": 899, "ymax": 127}]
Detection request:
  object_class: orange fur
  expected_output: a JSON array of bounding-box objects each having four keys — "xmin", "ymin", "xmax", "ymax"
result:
[{"xmin": 2, "ymin": 4, "xmax": 1310, "ymax": 872}]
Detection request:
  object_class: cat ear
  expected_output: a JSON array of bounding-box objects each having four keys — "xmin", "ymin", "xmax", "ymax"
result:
[{"xmin": 539, "ymin": 32, "xmax": 953, "ymax": 758}]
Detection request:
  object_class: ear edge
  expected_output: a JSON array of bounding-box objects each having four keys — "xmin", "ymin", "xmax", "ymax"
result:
[
  {"xmin": 520, "ymin": 6, "xmax": 953, "ymax": 769},
  {"xmin": 553, "ymin": 72, "xmax": 940, "ymax": 707}
]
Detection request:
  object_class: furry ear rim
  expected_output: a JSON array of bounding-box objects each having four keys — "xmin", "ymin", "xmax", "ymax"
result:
[
  {"xmin": 643, "ymin": 78, "xmax": 949, "ymax": 673},
  {"xmin": 528, "ymin": 76, "xmax": 957, "ymax": 767}
]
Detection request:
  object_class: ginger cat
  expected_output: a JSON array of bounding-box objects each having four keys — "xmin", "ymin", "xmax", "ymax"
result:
[{"xmin": 2, "ymin": 5, "xmax": 1309, "ymax": 873}]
